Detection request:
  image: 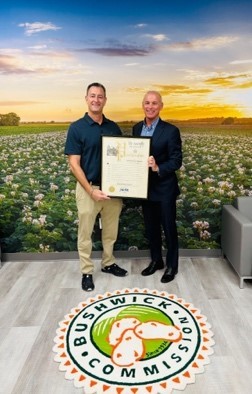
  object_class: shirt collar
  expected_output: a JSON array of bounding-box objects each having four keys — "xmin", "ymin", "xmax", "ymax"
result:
[
  {"xmin": 143, "ymin": 117, "xmax": 159, "ymax": 130},
  {"xmin": 84, "ymin": 112, "xmax": 108, "ymax": 125}
]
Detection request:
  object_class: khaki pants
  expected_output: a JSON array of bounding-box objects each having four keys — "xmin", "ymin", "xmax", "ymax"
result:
[{"xmin": 76, "ymin": 182, "xmax": 123, "ymax": 274}]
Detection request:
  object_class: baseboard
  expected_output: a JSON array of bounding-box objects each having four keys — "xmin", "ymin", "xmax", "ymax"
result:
[{"xmin": 0, "ymin": 249, "xmax": 222, "ymax": 263}]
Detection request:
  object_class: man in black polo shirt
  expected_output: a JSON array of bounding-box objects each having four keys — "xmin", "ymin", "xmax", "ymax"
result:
[{"xmin": 64, "ymin": 82, "xmax": 128, "ymax": 291}]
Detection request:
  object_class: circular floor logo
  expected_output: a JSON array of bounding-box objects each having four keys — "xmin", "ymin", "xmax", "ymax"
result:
[{"xmin": 53, "ymin": 288, "xmax": 214, "ymax": 393}]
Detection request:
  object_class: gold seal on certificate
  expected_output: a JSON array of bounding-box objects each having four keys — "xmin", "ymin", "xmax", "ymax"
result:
[
  {"xmin": 101, "ymin": 136, "xmax": 151, "ymax": 199},
  {"xmin": 109, "ymin": 185, "xmax": 115, "ymax": 192}
]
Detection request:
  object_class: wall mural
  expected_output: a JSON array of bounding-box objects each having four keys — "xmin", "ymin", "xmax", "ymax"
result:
[{"xmin": 0, "ymin": 1, "xmax": 251, "ymax": 253}]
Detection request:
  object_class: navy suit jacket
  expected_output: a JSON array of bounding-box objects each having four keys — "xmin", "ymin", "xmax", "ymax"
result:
[{"xmin": 133, "ymin": 119, "xmax": 182, "ymax": 202}]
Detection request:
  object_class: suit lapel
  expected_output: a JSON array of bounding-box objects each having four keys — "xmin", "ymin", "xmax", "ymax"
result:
[
  {"xmin": 152, "ymin": 120, "xmax": 164, "ymax": 144},
  {"xmin": 134, "ymin": 122, "xmax": 143, "ymax": 136}
]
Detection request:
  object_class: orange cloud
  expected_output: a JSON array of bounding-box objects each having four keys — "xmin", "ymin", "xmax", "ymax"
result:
[
  {"xmin": 164, "ymin": 35, "xmax": 239, "ymax": 51},
  {"xmin": 160, "ymin": 103, "xmax": 244, "ymax": 120},
  {"xmin": 205, "ymin": 74, "xmax": 249, "ymax": 86},
  {"xmin": 0, "ymin": 55, "xmax": 34, "ymax": 74},
  {"xmin": 0, "ymin": 53, "xmax": 61, "ymax": 75},
  {"xmin": 153, "ymin": 84, "xmax": 212, "ymax": 94},
  {"xmin": 126, "ymin": 87, "xmax": 146, "ymax": 93},
  {"xmin": 29, "ymin": 50, "xmax": 73, "ymax": 59},
  {"xmin": 234, "ymin": 81, "xmax": 252, "ymax": 89},
  {"xmin": 109, "ymin": 103, "xmax": 244, "ymax": 122},
  {"xmin": 0, "ymin": 101, "xmax": 43, "ymax": 106}
]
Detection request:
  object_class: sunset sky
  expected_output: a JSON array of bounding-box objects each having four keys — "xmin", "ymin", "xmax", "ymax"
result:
[{"xmin": 1, "ymin": 0, "xmax": 252, "ymax": 122}]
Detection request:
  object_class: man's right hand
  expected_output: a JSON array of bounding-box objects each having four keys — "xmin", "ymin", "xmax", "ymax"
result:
[{"xmin": 91, "ymin": 188, "xmax": 111, "ymax": 201}]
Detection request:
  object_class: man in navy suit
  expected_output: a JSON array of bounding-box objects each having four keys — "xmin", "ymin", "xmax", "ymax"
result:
[{"xmin": 133, "ymin": 91, "xmax": 182, "ymax": 283}]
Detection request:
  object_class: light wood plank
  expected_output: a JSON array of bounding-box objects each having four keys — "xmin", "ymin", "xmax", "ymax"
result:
[
  {"xmin": 0, "ymin": 257, "xmax": 251, "ymax": 394},
  {"xmin": 0, "ymin": 327, "xmax": 40, "ymax": 394}
]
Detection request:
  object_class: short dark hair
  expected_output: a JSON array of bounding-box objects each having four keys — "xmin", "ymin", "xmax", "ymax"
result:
[{"xmin": 86, "ymin": 82, "xmax": 106, "ymax": 96}]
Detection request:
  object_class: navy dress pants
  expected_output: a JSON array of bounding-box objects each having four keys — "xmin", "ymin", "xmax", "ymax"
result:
[{"xmin": 142, "ymin": 199, "xmax": 179, "ymax": 272}]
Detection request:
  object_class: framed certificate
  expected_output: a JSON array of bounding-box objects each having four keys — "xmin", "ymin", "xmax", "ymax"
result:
[{"xmin": 101, "ymin": 135, "xmax": 151, "ymax": 198}]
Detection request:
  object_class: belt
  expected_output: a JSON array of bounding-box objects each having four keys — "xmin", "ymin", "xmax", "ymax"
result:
[{"xmin": 90, "ymin": 181, "xmax": 100, "ymax": 187}]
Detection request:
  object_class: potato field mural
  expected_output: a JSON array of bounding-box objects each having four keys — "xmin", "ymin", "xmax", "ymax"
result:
[{"xmin": 0, "ymin": 123, "xmax": 251, "ymax": 253}]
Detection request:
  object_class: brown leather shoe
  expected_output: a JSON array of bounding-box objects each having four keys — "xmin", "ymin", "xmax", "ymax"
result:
[
  {"xmin": 141, "ymin": 261, "xmax": 164, "ymax": 276},
  {"xmin": 160, "ymin": 267, "xmax": 178, "ymax": 283}
]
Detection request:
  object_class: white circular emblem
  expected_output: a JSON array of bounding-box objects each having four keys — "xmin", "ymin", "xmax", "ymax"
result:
[{"xmin": 53, "ymin": 288, "xmax": 214, "ymax": 393}]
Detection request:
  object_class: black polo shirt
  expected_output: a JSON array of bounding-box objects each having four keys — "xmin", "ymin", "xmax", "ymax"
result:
[{"xmin": 64, "ymin": 113, "xmax": 121, "ymax": 184}]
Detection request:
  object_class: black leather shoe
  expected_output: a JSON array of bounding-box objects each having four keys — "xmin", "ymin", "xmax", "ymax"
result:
[
  {"xmin": 141, "ymin": 261, "xmax": 164, "ymax": 276},
  {"xmin": 102, "ymin": 263, "xmax": 128, "ymax": 277},
  {"xmin": 161, "ymin": 267, "xmax": 178, "ymax": 283},
  {"xmin": 82, "ymin": 274, "xmax": 95, "ymax": 291}
]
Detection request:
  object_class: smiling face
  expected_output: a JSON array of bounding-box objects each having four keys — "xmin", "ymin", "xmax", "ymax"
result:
[
  {"xmin": 85, "ymin": 85, "xmax": 107, "ymax": 116},
  {"xmin": 142, "ymin": 91, "xmax": 163, "ymax": 124}
]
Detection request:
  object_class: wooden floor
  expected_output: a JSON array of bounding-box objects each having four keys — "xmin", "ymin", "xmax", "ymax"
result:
[{"xmin": 0, "ymin": 256, "xmax": 251, "ymax": 394}]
